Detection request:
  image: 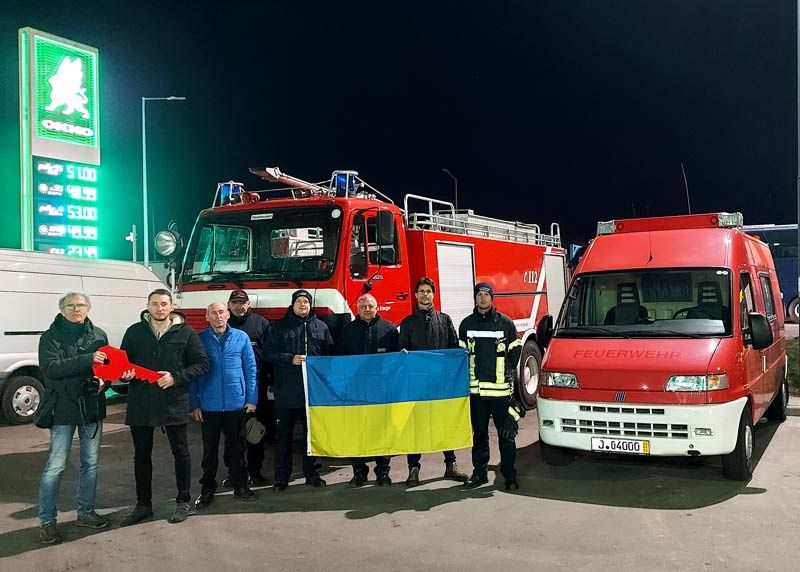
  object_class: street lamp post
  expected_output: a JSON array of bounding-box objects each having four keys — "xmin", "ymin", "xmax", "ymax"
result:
[
  {"xmin": 442, "ymin": 168, "xmax": 458, "ymax": 210},
  {"xmin": 142, "ymin": 96, "xmax": 185, "ymax": 267}
]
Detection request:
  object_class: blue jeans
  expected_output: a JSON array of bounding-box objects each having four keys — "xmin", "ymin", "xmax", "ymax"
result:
[{"xmin": 38, "ymin": 422, "xmax": 103, "ymax": 525}]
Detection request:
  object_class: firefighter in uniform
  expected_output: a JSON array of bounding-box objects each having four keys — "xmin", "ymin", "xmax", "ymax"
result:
[{"xmin": 458, "ymin": 282, "xmax": 525, "ymax": 490}]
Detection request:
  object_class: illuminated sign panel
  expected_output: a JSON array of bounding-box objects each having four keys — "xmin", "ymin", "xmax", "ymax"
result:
[{"xmin": 32, "ymin": 156, "xmax": 100, "ymax": 257}]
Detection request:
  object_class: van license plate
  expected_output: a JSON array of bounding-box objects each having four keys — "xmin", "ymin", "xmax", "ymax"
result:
[{"xmin": 591, "ymin": 437, "xmax": 650, "ymax": 455}]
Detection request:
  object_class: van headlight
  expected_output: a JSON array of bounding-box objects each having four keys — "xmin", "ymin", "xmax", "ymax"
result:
[
  {"xmin": 665, "ymin": 374, "xmax": 728, "ymax": 391},
  {"xmin": 543, "ymin": 372, "xmax": 579, "ymax": 388}
]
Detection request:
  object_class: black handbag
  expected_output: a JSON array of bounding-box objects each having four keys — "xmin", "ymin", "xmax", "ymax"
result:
[{"xmin": 34, "ymin": 390, "xmax": 58, "ymax": 429}]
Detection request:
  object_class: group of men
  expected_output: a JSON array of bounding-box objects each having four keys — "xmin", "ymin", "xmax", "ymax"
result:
[{"xmin": 35, "ymin": 278, "xmax": 524, "ymax": 545}]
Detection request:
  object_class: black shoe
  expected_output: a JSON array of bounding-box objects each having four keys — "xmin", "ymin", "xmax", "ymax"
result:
[
  {"xmin": 249, "ymin": 474, "xmax": 269, "ymax": 487},
  {"xmin": 120, "ymin": 504, "xmax": 154, "ymax": 527},
  {"xmin": 168, "ymin": 502, "xmax": 196, "ymax": 524},
  {"xmin": 39, "ymin": 522, "xmax": 62, "ymax": 544},
  {"xmin": 234, "ymin": 487, "xmax": 257, "ymax": 501},
  {"xmin": 194, "ymin": 492, "xmax": 215, "ymax": 510},
  {"xmin": 349, "ymin": 474, "xmax": 368, "ymax": 488},
  {"xmin": 463, "ymin": 473, "xmax": 489, "ymax": 489},
  {"xmin": 444, "ymin": 462, "xmax": 469, "ymax": 482},
  {"xmin": 305, "ymin": 476, "xmax": 326, "ymax": 488},
  {"xmin": 272, "ymin": 481, "xmax": 288, "ymax": 493},
  {"xmin": 221, "ymin": 476, "xmax": 233, "ymax": 489},
  {"xmin": 405, "ymin": 466, "xmax": 420, "ymax": 487},
  {"xmin": 76, "ymin": 510, "xmax": 110, "ymax": 529},
  {"xmin": 376, "ymin": 476, "xmax": 392, "ymax": 487},
  {"xmin": 505, "ymin": 478, "xmax": 520, "ymax": 491}
]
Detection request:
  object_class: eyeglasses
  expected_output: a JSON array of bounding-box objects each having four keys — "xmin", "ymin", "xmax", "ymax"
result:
[
  {"xmin": 416, "ymin": 290, "xmax": 434, "ymax": 296},
  {"xmin": 63, "ymin": 303, "xmax": 88, "ymax": 311}
]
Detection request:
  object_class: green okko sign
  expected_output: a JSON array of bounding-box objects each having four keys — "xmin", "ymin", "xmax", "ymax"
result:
[{"xmin": 34, "ymin": 35, "xmax": 98, "ymax": 147}]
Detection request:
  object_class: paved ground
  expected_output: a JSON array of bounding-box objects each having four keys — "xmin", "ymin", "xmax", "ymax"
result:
[{"xmin": 0, "ymin": 396, "xmax": 798, "ymax": 572}]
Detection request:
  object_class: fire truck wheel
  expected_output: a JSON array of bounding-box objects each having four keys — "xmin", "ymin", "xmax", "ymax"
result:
[
  {"xmin": 721, "ymin": 403, "xmax": 754, "ymax": 481},
  {"xmin": 765, "ymin": 379, "xmax": 788, "ymax": 423},
  {"xmin": 516, "ymin": 340, "xmax": 542, "ymax": 410},
  {"xmin": 539, "ymin": 440, "xmax": 574, "ymax": 467}
]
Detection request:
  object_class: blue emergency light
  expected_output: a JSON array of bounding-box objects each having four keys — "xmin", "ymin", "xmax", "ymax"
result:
[
  {"xmin": 332, "ymin": 171, "xmax": 358, "ymax": 197},
  {"xmin": 219, "ymin": 181, "xmax": 244, "ymax": 204}
]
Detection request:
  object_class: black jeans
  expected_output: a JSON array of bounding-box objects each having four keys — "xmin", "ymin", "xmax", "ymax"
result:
[
  {"xmin": 407, "ymin": 451, "xmax": 456, "ymax": 469},
  {"xmin": 469, "ymin": 396, "xmax": 516, "ymax": 480},
  {"xmin": 274, "ymin": 407, "xmax": 320, "ymax": 483},
  {"xmin": 201, "ymin": 411, "xmax": 246, "ymax": 493},
  {"xmin": 130, "ymin": 424, "xmax": 191, "ymax": 505},
  {"xmin": 352, "ymin": 456, "xmax": 391, "ymax": 478}
]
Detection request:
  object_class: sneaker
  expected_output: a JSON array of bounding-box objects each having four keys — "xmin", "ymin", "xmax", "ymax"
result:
[
  {"xmin": 120, "ymin": 504, "xmax": 154, "ymax": 527},
  {"xmin": 194, "ymin": 492, "xmax": 215, "ymax": 510},
  {"xmin": 463, "ymin": 473, "xmax": 489, "ymax": 489},
  {"xmin": 249, "ymin": 474, "xmax": 269, "ymax": 487},
  {"xmin": 305, "ymin": 476, "xmax": 326, "ymax": 488},
  {"xmin": 405, "ymin": 466, "xmax": 420, "ymax": 487},
  {"xmin": 349, "ymin": 474, "xmax": 368, "ymax": 488},
  {"xmin": 76, "ymin": 510, "xmax": 110, "ymax": 529},
  {"xmin": 221, "ymin": 476, "xmax": 233, "ymax": 489},
  {"xmin": 39, "ymin": 522, "xmax": 62, "ymax": 545},
  {"xmin": 234, "ymin": 487, "xmax": 257, "ymax": 501},
  {"xmin": 443, "ymin": 462, "xmax": 469, "ymax": 482},
  {"xmin": 272, "ymin": 481, "xmax": 288, "ymax": 493},
  {"xmin": 376, "ymin": 476, "xmax": 392, "ymax": 487},
  {"xmin": 168, "ymin": 501, "xmax": 196, "ymax": 524}
]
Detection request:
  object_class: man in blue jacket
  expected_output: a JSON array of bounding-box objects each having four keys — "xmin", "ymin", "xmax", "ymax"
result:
[{"xmin": 190, "ymin": 301, "xmax": 258, "ymax": 509}]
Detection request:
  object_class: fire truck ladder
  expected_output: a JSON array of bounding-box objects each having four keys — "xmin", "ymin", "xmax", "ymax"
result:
[{"xmin": 403, "ymin": 194, "xmax": 561, "ymax": 247}]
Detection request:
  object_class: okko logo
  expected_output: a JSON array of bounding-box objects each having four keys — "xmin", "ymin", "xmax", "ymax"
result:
[{"xmin": 40, "ymin": 56, "xmax": 94, "ymax": 138}]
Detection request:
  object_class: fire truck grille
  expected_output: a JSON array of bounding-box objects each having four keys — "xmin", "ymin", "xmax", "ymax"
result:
[{"xmin": 560, "ymin": 417, "xmax": 690, "ymax": 439}]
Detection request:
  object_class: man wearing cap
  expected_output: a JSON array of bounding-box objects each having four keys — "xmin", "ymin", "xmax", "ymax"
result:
[
  {"xmin": 262, "ymin": 289, "xmax": 334, "ymax": 491},
  {"xmin": 190, "ymin": 301, "xmax": 258, "ymax": 510},
  {"xmin": 226, "ymin": 288, "xmax": 273, "ymax": 487},
  {"xmin": 458, "ymin": 282, "xmax": 523, "ymax": 490}
]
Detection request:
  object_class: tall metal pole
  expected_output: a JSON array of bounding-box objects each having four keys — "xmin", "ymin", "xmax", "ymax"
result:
[
  {"xmin": 442, "ymin": 168, "xmax": 458, "ymax": 210},
  {"xmin": 142, "ymin": 97, "xmax": 149, "ymax": 267}
]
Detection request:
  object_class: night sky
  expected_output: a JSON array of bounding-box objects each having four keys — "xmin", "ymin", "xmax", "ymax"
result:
[{"xmin": 1, "ymin": 1, "xmax": 797, "ymax": 260}]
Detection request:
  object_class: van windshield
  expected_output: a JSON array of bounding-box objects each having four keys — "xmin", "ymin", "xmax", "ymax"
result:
[
  {"xmin": 181, "ymin": 207, "xmax": 343, "ymax": 284},
  {"xmin": 555, "ymin": 268, "xmax": 732, "ymax": 337}
]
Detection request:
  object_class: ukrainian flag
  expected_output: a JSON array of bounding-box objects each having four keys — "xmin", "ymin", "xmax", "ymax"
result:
[{"xmin": 303, "ymin": 349, "xmax": 472, "ymax": 457}]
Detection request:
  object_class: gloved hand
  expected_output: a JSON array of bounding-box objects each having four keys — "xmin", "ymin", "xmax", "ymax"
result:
[{"xmin": 498, "ymin": 398, "xmax": 525, "ymax": 441}]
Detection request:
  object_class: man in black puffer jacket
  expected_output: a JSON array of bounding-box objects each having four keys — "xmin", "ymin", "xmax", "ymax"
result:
[
  {"xmin": 398, "ymin": 277, "xmax": 469, "ymax": 486},
  {"xmin": 338, "ymin": 293, "xmax": 399, "ymax": 487},
  {"xmin": 262, "ymin": 289, "xmax": 333, "ymax": 491},
  {"xmin": 37, "ymin": 291, "xmax": 110, "ymax": 544},
  {"xmin": 118, "ymin": 289, "xmax": 209, "ymax": 526}
]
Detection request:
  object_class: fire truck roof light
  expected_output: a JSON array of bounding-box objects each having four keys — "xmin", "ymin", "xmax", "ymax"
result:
[
  {"xmin": 595, "ymin": 212, "xmax": 744, "ymax": 235},
  {"xmin": 716, "ymin": 212, "xmax": 743, "ymax": 228},
  {"xmin": 597, "ymin": 220, "xmax": 616, "ymax": 235},
  {"xmin": 218, "ymin": 181, "xmax": 244, "ymax": 204}
]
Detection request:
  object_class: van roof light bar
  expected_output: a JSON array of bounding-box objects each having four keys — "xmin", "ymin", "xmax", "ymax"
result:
[{"xmin": 596, "ymin": 212, "xmax": 744, "ymax": 236}]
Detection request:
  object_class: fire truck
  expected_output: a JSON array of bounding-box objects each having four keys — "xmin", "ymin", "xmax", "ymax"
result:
[{"xmin": 157, "ymin": 167, "xmax": 567, "ymax": 407}]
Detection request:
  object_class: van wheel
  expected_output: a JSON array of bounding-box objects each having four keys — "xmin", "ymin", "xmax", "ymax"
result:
[
  {"xmin": 2, "ymin": 376, "xmax": 44, "ymax": 425},
  {"xmin": 539, "ymin": 439, "xmax": 575, "ymax": 466},
  {"xmin": 787, "ymin": 298, "xmax": 799, "ymax": 324},
  {"xmin": 722, "ymin": 404, "xmax": 754, "ymax": 481},
  {"xmin": 516, "ymin": 340, "xmax": 542, "ymax": 410},
  {"xmin": 766, "ymin": 379, "xmax": 788, "ymax": 422}
]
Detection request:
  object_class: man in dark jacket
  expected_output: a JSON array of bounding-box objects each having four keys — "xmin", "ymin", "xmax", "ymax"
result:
[
  {"xmin": 226, "ymin": 288, "xmax": 273, "ymax": 486},
  {"xmin": 37, "ymin": 292, "xmax": 110, "ymax": 544},
  {"xmin": 459, "ymin": 283, "xmax": 523, "ymax": 490},
  {"xmin": 398, "ymin": 277, "xmax": 469, "ymax": 486},
  {"xmin": 338, "ymin": 293, "xmax": 399, "ymax": 487},
  {"xmin": 118, "ymin": 289, "xmax": 209, "ymax": 526},
  {"xmin": 190, "ymin": 301, "xmax": 258, "ymax": 509},
  {"xmin": 262, "ymin": 289, "xmax": 333, "ymax": 491}
]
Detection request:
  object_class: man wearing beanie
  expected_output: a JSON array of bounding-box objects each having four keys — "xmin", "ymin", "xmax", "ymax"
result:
[
  {"xmin": 262, "ymin": 289, "xmax": 334, "ymax": 491},
  {"xmin": 458, "ymin": 282, "xmax": 523, "ymax": 490}
]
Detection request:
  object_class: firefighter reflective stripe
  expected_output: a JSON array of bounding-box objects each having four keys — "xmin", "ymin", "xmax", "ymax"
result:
[
  {"xmin": 466, "ymin": 330, "xmax": 504, "ymax": 338},
  {"xmin": 495, "ymin": 354, "xmax": 505, "ymax": 382},
  {"xmin": 508, "ymin": 404, "xmax": 521, "ymax": 421},
  {"xmin": 459, "ymin": 340, "xmax": 467, "ymax": 349},
  {"xmin": 469, "ymin": 355, "xmax": 476, "ymax": 385},
  {"xmin": 508, "ymin": 338, "xmax": 522, "ymax": 350}
]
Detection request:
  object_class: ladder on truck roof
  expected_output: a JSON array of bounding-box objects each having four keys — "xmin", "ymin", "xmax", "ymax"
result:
[{"xmin": 403, "ymin": 194, "xmax": 561, "ymax": 247}]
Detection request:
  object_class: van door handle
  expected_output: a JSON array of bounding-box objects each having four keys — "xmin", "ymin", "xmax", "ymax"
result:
[{"xmin": 397, "ymin": 292, "xmax": 409, "ymax": 300}]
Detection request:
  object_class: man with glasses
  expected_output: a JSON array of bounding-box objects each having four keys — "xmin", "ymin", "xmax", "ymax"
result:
[
  {"xmin": 398, "ymin": 277, "xmax": 469, "ymax": 486},
  {"xmin": 37, "ymin": 292, "xmax": 110, "ymax": 544}
]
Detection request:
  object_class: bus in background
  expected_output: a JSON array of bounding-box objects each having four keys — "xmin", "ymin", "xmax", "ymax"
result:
[{"xmin": 743, "ymin": 224, "xmax": 798, "ymax": 323}]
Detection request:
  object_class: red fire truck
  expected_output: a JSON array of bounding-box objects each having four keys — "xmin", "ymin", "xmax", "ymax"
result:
[{"xmin": 159, "ymin": 168, "xmax": 567, "ymax": 407}]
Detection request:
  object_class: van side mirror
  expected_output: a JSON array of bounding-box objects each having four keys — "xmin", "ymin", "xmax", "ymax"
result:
[
  {"xmin": 747, "ymin": 312, "xmax": 773, "ymax": 350},
  {"xmin": 536, "ymin": 315, "xmax": 554, "ymax": 349},
  {"xmin": 377, "ymin": 210, "xmax": 395, "ymax": 246}
]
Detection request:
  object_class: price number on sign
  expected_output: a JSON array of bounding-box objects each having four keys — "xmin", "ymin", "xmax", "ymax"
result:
[
  {"xmin": 66, "ymin": 165, "xmax": 97, "ymax": 182},
  {"xmin": 67, "ymin": 225, "xmax": 98, "ymax": 240},
  {"xmin": 67, "ymin": 245, "xmax": 99, "ymax": 258},
  {"xmin": 67, "ymin": 205, "xmax": 98, "ymax": 221}
]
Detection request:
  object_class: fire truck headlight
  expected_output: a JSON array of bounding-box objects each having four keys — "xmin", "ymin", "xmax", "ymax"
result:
[
  {"xmin": 544, "ymin": 372, "xmax": 579, "ymax": 389},
  {"xmin": 665, "ymin": 374, "xmax": 728, "ymax": 392},
  {"xmin": 155, "ymin": 230, "xmax": 178, "ymax": 257}
]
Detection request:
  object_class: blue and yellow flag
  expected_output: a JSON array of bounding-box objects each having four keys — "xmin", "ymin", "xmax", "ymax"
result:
[{"xmin": 303, "ymin": 349, "xmax": 472, "ymax": 457}]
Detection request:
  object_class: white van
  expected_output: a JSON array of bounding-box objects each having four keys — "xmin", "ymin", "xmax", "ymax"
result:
[{"xmin": 0, "ymin": 249, "xmax": 164, "ymax": 424}]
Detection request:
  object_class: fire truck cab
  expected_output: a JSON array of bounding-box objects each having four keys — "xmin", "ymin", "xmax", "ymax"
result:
[
  {"xmin": 163, "ymin": 168, "xmax": 567, "ymax": 407},
  {"xmin": 535, "ymin": 212, "xmax": 787, "ymax": 480}
]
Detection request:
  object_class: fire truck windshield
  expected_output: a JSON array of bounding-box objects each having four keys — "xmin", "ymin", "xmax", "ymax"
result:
[
  {"xmin": 181, "ymin": 207, "xmax": 343, "ymax": 284},
  {"xmin": 556, "ymin": 268, "xmax": 733, "ymax": 337}
]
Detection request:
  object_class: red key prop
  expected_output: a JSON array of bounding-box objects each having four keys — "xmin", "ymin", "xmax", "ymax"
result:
[{"xmin": 92, "ymin": 345, "xmax": 161, "ymax": 383}]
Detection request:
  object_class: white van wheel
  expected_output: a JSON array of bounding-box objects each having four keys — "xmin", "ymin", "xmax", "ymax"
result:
[
  {"xmin": 722, "ymin": 404, "xmax": 754, "ymax": 481},
  {"xmin": 2, "ymin": 376, "xmax": 44, "ymax": 424}
]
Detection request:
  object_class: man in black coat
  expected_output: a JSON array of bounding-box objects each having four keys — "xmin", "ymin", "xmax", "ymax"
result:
[
  {"xmin": 262, "ymin": 289, "xmax": 333, "ymax": 491},
  {"xmin": 338, "ymin": 293, "xmax": 399, "ymax": 487},
  {"xmin": 37, "ymin": 291, "xmax": 110, "ymax": 544},
  {"xmin": 225, "ymin": 288, "xmax": 273, "ymax": 487},
  {"xmin": 118, "ymin": 289, "xmax": 209, "ymax": 526},
  {"xmin": 398, "ymin": 277, "xmax": 469, "ymax": 486}
]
